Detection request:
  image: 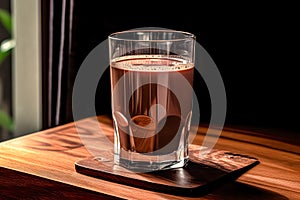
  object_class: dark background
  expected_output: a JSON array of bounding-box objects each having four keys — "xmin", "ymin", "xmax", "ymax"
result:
[
  {"xmin": 93, "ymin": 4, "xmax": 298, "ymax": 133},
  {"xmin": 43, "ymin": 2, "xmax": 299, "ymax": 134}
]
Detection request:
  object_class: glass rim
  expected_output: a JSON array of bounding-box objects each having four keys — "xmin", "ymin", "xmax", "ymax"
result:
[{"xmin": 108, "ymin": 29, "xmax": 196, "ymax": 42}]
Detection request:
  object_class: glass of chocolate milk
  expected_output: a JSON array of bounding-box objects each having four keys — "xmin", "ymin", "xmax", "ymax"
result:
[{"xmin": 109, "ymin": 29, "xmax": 195, "ymax": 172}]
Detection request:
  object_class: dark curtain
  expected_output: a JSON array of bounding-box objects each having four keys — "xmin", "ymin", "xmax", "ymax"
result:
[
  {"xmin": 41, "ymin": 1, "xmax": 212, "ymax": 129},
  {"xmin": 41, "ymin": 0, "xmax": 112, "ymax": 129},
  {"xmin": 41, "ymin": 1, "xmax": 299, "ymax": 133}
]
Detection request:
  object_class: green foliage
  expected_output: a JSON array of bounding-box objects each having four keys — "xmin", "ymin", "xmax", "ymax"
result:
[
  {"xmin": 0, "ymin": 46, "xmax": 10, "ymax": 64},
  {"xmin": 0, "ymin": 8, "xmax": 14, "ymax": 132},
  {"xmin": 0, "ymin": 39, "xmax": 14, "ymax": 64},
  {"xmin": 0, "ymin": 8, "xmax": 14, "ymax": 65},
  {"xmin": 0, "ymin": 110, "xmax": 14, "ymax": 132},
  {"xmin": 0, "ymin": 8, "xmax": 12, "ymax": 34}
]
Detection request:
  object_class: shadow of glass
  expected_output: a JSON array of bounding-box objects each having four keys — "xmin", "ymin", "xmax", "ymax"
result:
[{"xmin": 206, "ymin": 181, "xmax": 288, "ymax": 200}]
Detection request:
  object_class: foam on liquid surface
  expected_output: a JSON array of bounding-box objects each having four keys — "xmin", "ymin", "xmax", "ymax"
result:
[{"xmin": 111, "ymin": 55, "xmax": 194, "ymax": 72}]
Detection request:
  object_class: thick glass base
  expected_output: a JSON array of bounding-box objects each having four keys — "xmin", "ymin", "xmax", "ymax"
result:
[{"xmin": 114, "ymin": 148, "xmax": 188, "ymax": 172}]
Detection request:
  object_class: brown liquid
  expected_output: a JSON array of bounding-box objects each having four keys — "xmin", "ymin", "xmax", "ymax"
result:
[{"xmin": 111, "ymin": 55, "xmax": 194, "ymax": 155}]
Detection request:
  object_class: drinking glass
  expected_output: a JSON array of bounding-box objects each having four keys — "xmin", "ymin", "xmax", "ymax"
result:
[{"xmin": 109, "ymin": 29, "xmax": 195, "ymax": 171}]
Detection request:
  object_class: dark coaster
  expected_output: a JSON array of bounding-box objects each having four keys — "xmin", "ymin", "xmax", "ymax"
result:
[{"xmin": 75, "ymin": 145, "xmax": 259, "ymax": 197}]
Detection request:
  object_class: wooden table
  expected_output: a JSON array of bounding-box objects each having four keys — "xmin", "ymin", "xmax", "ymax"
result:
[{"xmin": 0, "ymin": 116, "xmax": 299, "ymax": 199}]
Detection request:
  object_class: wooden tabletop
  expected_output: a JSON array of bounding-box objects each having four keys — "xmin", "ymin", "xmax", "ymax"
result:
[{"xmin": 0, "ymin": 116, "xmax": 299, "ymax": 199}]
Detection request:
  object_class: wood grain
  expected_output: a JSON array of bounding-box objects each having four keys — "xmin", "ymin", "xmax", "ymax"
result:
[
  {"xmin": 0, "ymin": 115, "xmax": 299, "ymax": 199},
  {"xmin": 0, "ymin": 166, "xmax": 123, "ymax": 200}
]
